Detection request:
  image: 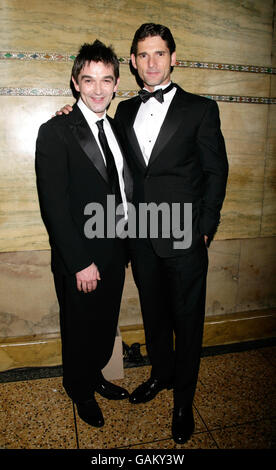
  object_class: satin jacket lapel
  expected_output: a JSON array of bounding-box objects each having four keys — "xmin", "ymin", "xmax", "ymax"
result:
[
  {"xmin": 68, "ymin": 105, "xmax": 109, "ymax": 184},
  {"xmin": 107, "ymin": 115, "xmax": 133, "ymax": 201},
  {"xmin": 125, "ymin": 97, "xmax": 147, "ymax": 171},
  {"xmin": 148, "ymin": 87, "xmax": 189, "ymax": 167}
]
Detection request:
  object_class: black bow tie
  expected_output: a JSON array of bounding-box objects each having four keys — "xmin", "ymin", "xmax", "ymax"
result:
[{"xmin": 138, "ymin": 83, "xmax": 175, "ymax": 103}]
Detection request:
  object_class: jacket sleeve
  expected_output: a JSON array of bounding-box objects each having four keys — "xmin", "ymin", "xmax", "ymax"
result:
[
  {"xmin": 35, "ymin": 121, "xmax": 91, "ymax": 275},
  {"xmin": 197, "ymin": 99, "xmax": 228, "ymax": 243}
]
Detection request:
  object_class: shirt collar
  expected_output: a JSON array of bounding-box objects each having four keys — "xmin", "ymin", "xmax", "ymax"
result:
[{"xmin": 142, "ymin": 81, "xmax": 172, "ymax": 92}]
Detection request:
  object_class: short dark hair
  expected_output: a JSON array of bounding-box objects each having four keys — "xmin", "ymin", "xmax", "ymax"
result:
[
  {"xmin": 72, "ymin": 40, "xmax": 119, "ymax": 83},
  {"xmin": 130, "ymin": 23, "xmax": 176, "ymax": 57}
]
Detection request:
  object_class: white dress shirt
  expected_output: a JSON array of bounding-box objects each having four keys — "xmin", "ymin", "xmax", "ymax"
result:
[
  {"xmin": 133, "ymin": 82, "xmax": 176, "ymax": 165},
  {"xmin": 77, "ymin": 98, "xmax": 128, "ymax": 218}
]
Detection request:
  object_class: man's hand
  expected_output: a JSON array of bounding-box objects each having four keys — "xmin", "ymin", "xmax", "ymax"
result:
[
  {"xmin": 76, "ymin": 263, "xmax": 101, "ymax": 293},
  {"xmin": 55, "ymin": 104, "xmax": 73, "ymax": 116},
  {"xmin": 204, "ymin": 235, "xmax": 208, "ymax": 246}
]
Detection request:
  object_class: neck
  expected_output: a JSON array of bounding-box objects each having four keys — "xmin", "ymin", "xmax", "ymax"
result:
[{"xmin": 144, "ymin": 80, "xmax": 171, "ymax": 92}]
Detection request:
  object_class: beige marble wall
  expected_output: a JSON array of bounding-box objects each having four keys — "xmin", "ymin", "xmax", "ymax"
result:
[
  {"xmin": 0, "ymin": 0, "xmax": 273, "ymax": 64},
  {"xmin": 0, "ymin": 237, "xmax": 275, "ymax": 338},
  {"xmin": 0, "ymin": 0, "xmax": 275, "ymax": 342},
  {"xmin": 0, "ymin": 96, "xmax": 272, "ymax": 251}
]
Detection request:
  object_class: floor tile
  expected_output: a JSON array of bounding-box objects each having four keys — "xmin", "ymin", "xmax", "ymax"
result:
[
  {"xmin": 258, "ymin": 346, "xmax": 276, "ymax": 368},
  {"xmin": 194, "ymin": 349, "xmax": 276, "ymax": 430},
  {"xmin": 211, "ymin": 419, "xmax": 276, "ymax": 449},
  {"xmin": 126, "ymin": 431, "xmax": 217, "ymax": 449},
  {"xmin": 197, "ymin": 349, "xmax": 276, "ymax": 398},
  {"xmin": 0, "ymin": 344, "xmax": 275, "ymax": 450},
  {"xmin": 0, "ymin": 377, "xmax": 77, "ymax": 449},
  {"xmin": 75, "ymin": 366, "xmax": 168, "ymax": 449},
  {"xmin": 75, "ymin": 394, "xmax": 131, "ymax": 449},
  {"xmin": 75, "ymin": 366, "xmax": 149, "ymax": 449},
  {"xmin": 76, "ymin": 365, "xmax": 208, "ymax": 449}
]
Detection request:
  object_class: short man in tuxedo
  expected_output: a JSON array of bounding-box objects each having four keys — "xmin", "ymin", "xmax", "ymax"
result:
[
  {"xmin": 114, "ymin": 23, "xmax": 228, "ymax": 444},
  {"xmin": 35, "ymin": 41, "xmax": 132, "ymax": 428}
]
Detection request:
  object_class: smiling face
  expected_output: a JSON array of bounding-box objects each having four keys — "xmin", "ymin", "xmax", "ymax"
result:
[
  {"xmin": 131, "ymin": 35, "xmax": 176, "ymax": 92},
  {"xmin": 72, "ymin": 60, "xmax": 119, "ymax": 117}
]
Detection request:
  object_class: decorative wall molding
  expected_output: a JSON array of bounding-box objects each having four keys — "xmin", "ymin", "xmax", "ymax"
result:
[
  {"xmin": 0, "ymin": 87, "xmax": 275, "ymax": 104},
  {"xmin": 1, "ymin": 50, "xmax": 275, "ymax": 103},
  {"xmin": 1, "ymin": 51, "xmax": 275, "ymax": 74},
  {"xmin": 0, "ymin": 87, "xmax": 73, "ymax": 96}
]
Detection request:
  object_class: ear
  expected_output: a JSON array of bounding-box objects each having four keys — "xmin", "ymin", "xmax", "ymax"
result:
[
  {"xmin": 170, "ymin": 51, "xmax": 176, "ymax": 67},
  {"xmin": 131, "ymin": 53, "xmax": 138, "ymax": 70},
  {"xmin": 114, "ymin": 76, "xmax": 120, "ymax": 93},
  {"xmin": 72, "ymin": 76, "xmax": 80, "ymax": 93}
]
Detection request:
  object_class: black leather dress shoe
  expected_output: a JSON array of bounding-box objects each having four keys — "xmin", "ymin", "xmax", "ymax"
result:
[
  {"xmin": 172, "ymin": 406, "xmax": 194, "ymax": 444},
  {"xmin": 129, "ymin": 378, "xmax": 173, "ymax": 404},
  {"xmin": 76, "ymin": 397, "xmax": 104, "ymax": 427},
  {"xmin": 95, "ymin": 377, "xmax": 129, "ymax": 400}
]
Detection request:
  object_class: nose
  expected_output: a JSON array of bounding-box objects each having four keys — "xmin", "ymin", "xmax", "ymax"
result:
[
  {"xmin": 93, "ymin": 81, "xmax": 102, "ymax": 95},
  {"xmin": 147, "ymin": 55, "xmax": 156, "ymax": 68}
]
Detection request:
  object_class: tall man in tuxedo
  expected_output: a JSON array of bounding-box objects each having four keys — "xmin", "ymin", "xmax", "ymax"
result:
[
  {"xmin": 114, "ymin": 23, "xmax": 228, "ymax": 444},
  {"xmin": 35, "ymin": 41, "xmax": 132, "ymax": 428}
]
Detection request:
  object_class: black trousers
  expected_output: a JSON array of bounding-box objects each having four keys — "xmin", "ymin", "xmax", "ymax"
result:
[
  {"xmin": 129, "ymin": 237, "xmax": 208, "ymax": 408},
  {"xmin": 53, "ymin": 239, "xmax": 125, "ymax": 403}
]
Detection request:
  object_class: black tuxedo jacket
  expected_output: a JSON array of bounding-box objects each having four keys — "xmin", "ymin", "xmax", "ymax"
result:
[
  {"xmin": 115, "ymin": 84, "xmax": 228, "ymax": 256},
  {"xmin": 35, "ymin": 104, "xmax": 132, "ymax": 276}
]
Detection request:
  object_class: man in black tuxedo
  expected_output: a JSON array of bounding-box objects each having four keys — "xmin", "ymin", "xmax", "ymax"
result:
[
  {"xmin": 56, "ymin": 24, "xmax": 228, "ymax": 444},
  {"xmin": 114, "ymin": 23, "xmax": 228, "ymax": 444},
  {"xmin": 35, "ymin": 41, "xmax": 132, "ymax": 428}
]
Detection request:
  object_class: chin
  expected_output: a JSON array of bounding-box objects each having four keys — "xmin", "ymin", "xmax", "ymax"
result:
[
  {"xmin": 144, "ymin": 81, "xmax": 160, "ymax": 89},
  {"xmin": 145, "ymin": 78, "xmax": 163, "ymax": 88}
]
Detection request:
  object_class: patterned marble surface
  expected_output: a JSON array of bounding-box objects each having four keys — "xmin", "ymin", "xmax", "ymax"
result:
[
  {"xmin": 261, "ymin": 105, "xmax": 276, "ymax": 236},
  {"xmin": 0, "ymin": 0, "xmax": 275, "ymax": 252},
  {"xmin": 0, "ymin": 344, "xmax": 275, "ymax": 449},
  {"xmin": 0, "ymin": 95, "xmax": 273, "ymax": 251},
  {"xmin": 0, "ymin": 0, "xmax": 275, "ymax": 348},
  {"xmin": 0, "ymin": 0, "xmax": 273, "ymax": 65},
  {"xmin": 0, "ymin": 60, "xmax": 274, "ymax": 102},
  {"xmin": 0, "ymin": 238, "xmax": 275, "ymax": 341}
]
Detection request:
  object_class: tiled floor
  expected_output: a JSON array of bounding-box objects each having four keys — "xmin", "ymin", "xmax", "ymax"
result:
[{"xmin": 0, "ymin": 342, "xmax": 275, "ymax": 450}]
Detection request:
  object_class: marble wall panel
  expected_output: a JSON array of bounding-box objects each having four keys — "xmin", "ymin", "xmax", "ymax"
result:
[
  {"xmin": 0, "ymin": 96, "xmax": 75, "ymax": 252},
  {"xmin": 119, "ymin": 267, "xmax": 141, "ymax": 326},
  {"xmin": 172, "ymin": 68, "xmax": 271, "ymax": 98},
  {"xmin": 0, "ymin": 249, "xmax": 142, "ymax": 338},
  {"xmin": 273, "ymin": 8, "xmax": 276, "ymax": 67},
  {"xmin": 261, "ymin": 105, "xmax": 276, "ymax": 236},
  {"xmin": 0, "ymin": 250, "xmax": 59, "ymax": 338},
  {"xmin": 271, "ymin": 75, "xmax": 276, "ymax": 96},
  {"xmin": 0, "ymin": 61, "xmax": 73, "ymax": 89},
  {"xmin": 0, "ymin": 0, "xmax": 275, "ymax": 343},
  {"xmin": 261, "ymin": 15, "xmax": 276, "ymax": 236},
  {"xmin": 236, "ymin": 237, "xmax": 276, "ymax": 311},
  {"xmin": 206, "ymin": 239, "xmax": 240, "ymax": 316},
  {"xmin": 217, "ymin": 102, "xmax": 269, "ymax": 239},
  {"xmin": 0, "ymin": 0, "xmax": 273, "ymax": 65},
  {"xmin": 1, "ymin": 237, "xmax": 276, "ymax": 339},
  {"xmin": 0, "ymin": 62, "xmax": 271, "ymax": 99},
  {"xmin": 0, "ymin": 95, "xmax": 271, "ymax": 252}
]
